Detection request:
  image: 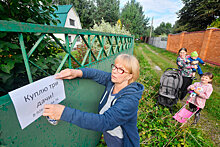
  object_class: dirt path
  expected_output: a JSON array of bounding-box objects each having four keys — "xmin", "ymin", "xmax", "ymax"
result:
[
  {"xmin": 144, "ymin": 44, "xmax": 177, "ymax": 67},
  {"xmin": 139, "ymin": 44, "xmax": 220, "ymax": 146},
  {"xmin": 138, "ymin": 46, "xmax": 163, "ymax": 76}
]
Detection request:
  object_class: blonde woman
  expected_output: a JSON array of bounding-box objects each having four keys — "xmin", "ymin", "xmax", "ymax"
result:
[{"xmin": 43, "ymin": 54, "xmax": 144, "ymax": 147}]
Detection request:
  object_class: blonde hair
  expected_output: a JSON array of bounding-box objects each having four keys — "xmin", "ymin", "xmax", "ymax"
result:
[{"xmin": 115, "ymin": 54, "xmax": 140, "ymax": 84}]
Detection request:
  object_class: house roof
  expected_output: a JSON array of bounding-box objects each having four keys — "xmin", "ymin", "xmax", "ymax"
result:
[
  {"xmin": 54, "ymin": 5, "xmax": 72, "ymax": 27},
  {"xmin": 51, "ymin": 5, "xmax": 80, "ymax": 27},
  {"xmin": 55, "ymin": 5, "xmax": 73, "ymax": 14}
]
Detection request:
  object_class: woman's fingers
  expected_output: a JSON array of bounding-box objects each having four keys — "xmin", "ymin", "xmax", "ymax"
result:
[
  {"xmin": 42, "ymin": 112, "xmax": 51, "ymax": 116},
  {"xmin": 43, "ymin": 104, "xmax": 53, "ymax": 116},
  {"xmin": 43, "ymin": 104, "xmax": 65, "ymax": 120},
  {"xmin": 55, "ymin": 69, "xmax": 71, "ymax": 79},
  {"xmin": 55, "ymin": 69, "xmax": 83, "ymax": 80},
  {"xmin": 44, "ymin": 104, "xmax": 53, "ymax": 109},
  {"xmin": 55, "ymin": 69, "xmax": 76, "ymax": 79}
]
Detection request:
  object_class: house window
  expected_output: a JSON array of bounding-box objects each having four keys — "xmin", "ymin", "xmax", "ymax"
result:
[
  {"xmin": 69, "ymin": 19, "xmax": 75, "ymax": 26},
  {"xmin": 68, "ymin": 36, "xmax": 72, "ymax": 42},
  {"xmin": 77, "ymin": 36, "xmax": 81, "ymax": 42}
]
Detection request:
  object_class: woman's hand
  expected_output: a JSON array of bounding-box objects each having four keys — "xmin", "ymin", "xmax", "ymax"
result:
[
  {"xmin": 55, "ymin": 69, "xmax": 83, "ymax": 79},
  {"xmin": 194, "ymin": 65, "xmax": 198, "ymax": 69},
  {"xmin": 194, "ymin": 89, "xmax": 200, "ymax": 95},
  {"xmin": 187, "ymin": 59, "xmax": 190, "ymax": 63},
  {"xmin": 191, "ymin": 86, "xmax": 195, "ymax": 91},
  {"xmin": 43, "ymin": 104, "xmax": 65, "ymax": 120}
]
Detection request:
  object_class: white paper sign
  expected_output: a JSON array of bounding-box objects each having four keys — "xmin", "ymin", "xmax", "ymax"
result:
[{"xmin": 9, "ymin": 75, "xmax": 66, "ymax": 129}]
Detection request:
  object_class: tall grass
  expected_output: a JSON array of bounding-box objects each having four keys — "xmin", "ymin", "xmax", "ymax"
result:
[
  {"xmin": 137, "ymin": 43, "xmax": 219, "ymax": 121},
  {"xmin": 134, "ymin": 43, "xmax": 215, "ymax": 146}
]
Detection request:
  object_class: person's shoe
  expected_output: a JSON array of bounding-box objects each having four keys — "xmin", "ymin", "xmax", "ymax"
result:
[
  {"xmin": 190, "ymin": 108, "xmax": 195, "ymax": 112},
  {"xmin": 192, "ymin": 113, "xmax": 200, "ymax": 124},
  {"xmin": 46, "ymin": 116, "xmax": 58, "ymax": 125}
]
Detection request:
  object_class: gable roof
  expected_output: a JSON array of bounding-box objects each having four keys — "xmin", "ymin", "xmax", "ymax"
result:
[
  {"xmin": 55, "ymin": 5, "xmax": 72, "ymax": 14},
  {"xmin": 54, "ymin": 5, "xmax": 72, "ymax": 27},
  {"xmin": 50, "ymin": 5, "xmax": 81, "ymax": 27}
]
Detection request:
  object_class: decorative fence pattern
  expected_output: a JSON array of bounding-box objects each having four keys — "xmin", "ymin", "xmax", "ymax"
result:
[
  {"xmin": 0, "ymin": 20, "xmax": 134, "ymax": 83},
  {"xmin": 0, "ymin": 20, "xmax": 134, "ymax": 146}
]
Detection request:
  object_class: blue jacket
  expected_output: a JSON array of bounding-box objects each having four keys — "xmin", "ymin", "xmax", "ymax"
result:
[
  {"xmin": 60, "ymin": 68, "xmax": 144, "ymax": 147},
  {"xmin": 188, "ymin": 57, "xmax": 205, "ymax": 65}
]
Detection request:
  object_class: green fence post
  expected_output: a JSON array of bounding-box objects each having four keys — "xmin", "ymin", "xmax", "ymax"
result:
[{"xmin": 18, "ymin": 33, "xmax": 33, "ymax": 83}]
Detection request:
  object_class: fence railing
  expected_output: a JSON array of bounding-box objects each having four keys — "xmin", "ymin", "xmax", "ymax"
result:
[
  {"xmin": 0, "ymin": 20, "xmax": 134, "ymax": 83},
  {"xmin": 0, "ymin": 20, "xmax": 134, "ymax": 146}
]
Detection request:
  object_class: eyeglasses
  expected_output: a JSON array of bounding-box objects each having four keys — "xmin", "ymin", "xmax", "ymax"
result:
[
  {"xmin": 111, "ymin": 64, "xmax": 128, "ymax": 74},
  {"xmin": 179, "ymin": 51, "xmax": 186, "ymax": 54}
]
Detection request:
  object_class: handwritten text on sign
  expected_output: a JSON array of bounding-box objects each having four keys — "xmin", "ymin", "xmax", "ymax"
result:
[{"xmin": 9, "ymin": 75, "xmax": 66, "ymax": 129}]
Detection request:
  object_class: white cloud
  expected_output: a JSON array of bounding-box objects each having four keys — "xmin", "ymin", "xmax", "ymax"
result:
[
  {"xmin": 120, "ymin": 0, "xmax": 184, "ymax": 28},
  {"xmin": 137, "ymin": 0, "xmax": 183, "ymax": 13},
  {"xmin": 153, "ymin": 14, "xmax": 178, "ymax": 28}
]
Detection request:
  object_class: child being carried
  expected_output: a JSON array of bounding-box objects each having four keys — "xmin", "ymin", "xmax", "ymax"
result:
[{"xmin": 188, "ymin": 51, "xmax": 205, "ymax": 79}]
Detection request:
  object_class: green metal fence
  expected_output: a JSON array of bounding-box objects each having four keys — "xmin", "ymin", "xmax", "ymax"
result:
[{"xmin": 0, "ymin": 20, "xmax": 134, "ymax": 146}]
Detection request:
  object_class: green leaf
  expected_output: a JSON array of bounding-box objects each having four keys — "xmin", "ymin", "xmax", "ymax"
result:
[
  {"xmin": 0, "ymin": 61, "xmax": 15, "ymax": 73},
  {"xmin": 0, "ymin": 41, "xmax": 19, "ymax": 50},
  {"xmin": 0, "ymin": 72, "xmax": 13, "ymax": 83},
  {"xmin": 0, "ymin": 32, "xmax": 7, "ymax": 38},
  {"xmin": 0, "ymin": 86, "xmax": 6, "ymax": 92},
  {"xmin": 12, "ymin": 54, "xmax": 23, "ymax": 63},
  {"xmin": 27, "ymin": 35, "xmax": 31, "ymax": 42},
  {"xmin": 8, "ymin": 43, "xmax": 20, "ymax": 50}
]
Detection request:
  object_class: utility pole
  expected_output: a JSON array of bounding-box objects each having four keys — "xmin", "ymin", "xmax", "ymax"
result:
[{"xmin": 150, "ymin": 17, "xmax": 153, "ymax": 38}]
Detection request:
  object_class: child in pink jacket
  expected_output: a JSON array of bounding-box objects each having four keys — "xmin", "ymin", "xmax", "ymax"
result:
[{"xmin": 187, "ymin": 72, "xmax": 214, "ymax": 124}]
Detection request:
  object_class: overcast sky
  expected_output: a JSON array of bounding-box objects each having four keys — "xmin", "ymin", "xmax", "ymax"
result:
[{"xmin": 120, "ymin": 0, "xmax": 184, "ymax": 28}]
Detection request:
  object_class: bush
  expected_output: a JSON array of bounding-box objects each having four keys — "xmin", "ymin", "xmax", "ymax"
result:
[
  {"xmin": 75, "ymin": 18, "xmax": 131, "ymax": 66},
  {"xmin": 0, "ymin": 0, "xmax": 61, "ymax": 96}
]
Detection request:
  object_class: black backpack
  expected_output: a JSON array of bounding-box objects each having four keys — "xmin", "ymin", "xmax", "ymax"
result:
[{"xmin": 157, "ymin": 68, "xmax": 183, "ymax": 108}]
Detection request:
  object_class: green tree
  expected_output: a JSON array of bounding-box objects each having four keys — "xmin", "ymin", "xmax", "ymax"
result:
[
  {"xmin": 176, "ymin": 0, "xmax": 220, "ymax": 32},
  {"xmin": 154, "ymin": 22, "xmax": 172, "ymax": 36},
  {"xmin": 0, "ymin": 0, "xmax": 59, "ymax": 24},
  {"xmin": 0, "ymin": 0, "xmax": 61, "ymax": 96},
  {"xmin": 172, "ymin": 21, "xmax": 184, "ymax": 33},
  {"xmin": 94, "ymin": 0, "xmax": 120, "ymax": 25},
  {"xmin": 121, "ymin": 0, "xmax": 149, "ymax": 38},
  {"xmin": 208, "ymin": 18, "xmax": 220, "ymax": 28}
]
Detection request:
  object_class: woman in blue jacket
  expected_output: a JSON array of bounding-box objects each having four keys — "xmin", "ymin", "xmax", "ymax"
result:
[{"xmin": 43, "ymin": 54, "xmax": 144, "ymax": 147}]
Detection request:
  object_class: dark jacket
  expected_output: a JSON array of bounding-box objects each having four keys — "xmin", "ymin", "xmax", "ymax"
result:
[
  {"xmin": 188, "ymin": 57, "xmax": 205, "ymax": 65},
  {"xmin": 60, "ymin": 68, "xmax": 144, "ymax": 147}
]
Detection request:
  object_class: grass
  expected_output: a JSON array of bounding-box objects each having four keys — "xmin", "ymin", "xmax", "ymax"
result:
[
  {"xmin": 136, "ymin": 43, "xmax": 220, "ymax": 121},
  {"xmin": 135, "ymin": 43, "xmax": 219, "ymax": 146},
  {"xmin": 133, "ymin": 43, "xmax": 215, "ymax": 146},
  {"xmin": 146, "ymin": 44, "xmax": 177, "ymax": 62},
  {"xmin": 136, "ymin": 43, "xmax": 176, "ymax": 71},
  {"xmin": 97, "ymin": 43, "xmax": 217, "ymax": 146},
  {"xmin": 57, "ymin": 50, "xmax": 78, "ymax": 58},
  {"xmin": 147, "ymin": 44, "xmax": 220, "ymax": 87}
]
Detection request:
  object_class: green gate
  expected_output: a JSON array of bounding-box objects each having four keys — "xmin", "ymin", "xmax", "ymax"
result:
[{"xmin": 0, "ymin": 20, "xmax": 134, "ymax": 146}]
